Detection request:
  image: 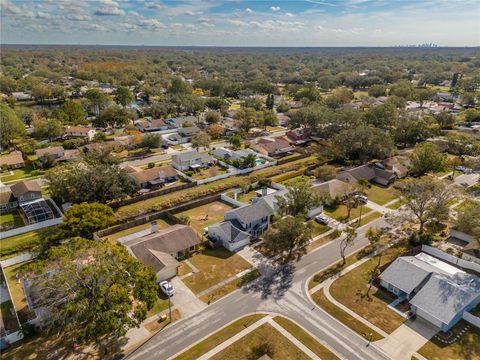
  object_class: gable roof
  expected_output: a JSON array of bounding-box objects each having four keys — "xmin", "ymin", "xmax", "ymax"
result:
[
  {"xmin": 337, "ymin": 164, "xmax": 395, "ymax": 183},
  {"xmin": 410, "ymin": 273, "xmax": 480, "ymax": 325},
  {"xmin": 0, "ymin": 151, "xmax": 24, "ymax": 166},
  {"xmin": 173, "ymin": 150, "xmax": 213, "ymax": 163},
  {"xmin": 209, "ymin": 220, "xmax": 250, "ymax": 244},
  {"xmin": 257, "ymin": 136, "xmax": 293, "ymax": 154},
  {"xmin": 65, "ymin": 126, "xmax": 93, "ymax": 134},
  {"xmin": 178, "ymin": 126, "xmax": 200, "ymax": 136},
  {"xmin": 10, "ymin": 180, "xmax": 41, "ymax": 197},
  {"xmin": 124, "ymin": 224, "xmax": 201, "ymax": 273},
  {"xmin": 128, "ymin": 165, "xmax": 178, "ymax": 184},
  {"xmin": 313, "ymin": 179, "xmax": 352, "ymax": 199},
  {"xmin": 35, "ymin": 146, "xmax": 64, "ymax": 158},
  {"xmin": 0, "ymin": 188, "xmax": 15, "ymax": 205},
  {"xmin": 227, "ymin": 200, "xmax": 272, "ymax": 225}
]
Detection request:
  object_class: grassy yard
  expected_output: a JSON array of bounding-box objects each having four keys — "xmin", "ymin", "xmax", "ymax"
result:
[
  {"xmin": 308, "ymin": 253, "xmax": 357, "ymax": 290},
  {"xmin": 209, "ymin": 323, "xmax": 310, "ymax": 360},
  {"xmin": 146, "ymin": 290, "xmax": 171, "ymax": 318},
  {"xmin": 190, "ymin": 165, "xmax": 229, "ymax": 180},
  {"xmin": 182, "ymin": 248, "xmax": 252, "ymax": 294},
  {"xmin": 364, "ymin": 185, "xmax": 398, "ymax": 205},
  {"xmin": 199, "ymin": 270, "xmax": 260, "ymax": 303},
  {"xmin": 174, "ymin": 314, "xmax": 266, "ymax": 360},
  {"xmin": 311, "ymin": 290, "xmax": 383, "ymax": 341},
  {"xmin": 102, "ymin": 218, "xmax": 172, "ymax": 242},
  {"xmin": 3, "ymin": 262, "xmax": 36, "ymax": 323},
  {"xmin": 0, "ymin": 211, "xmax": 25, "ymax": 229},
  {"xmin": 418, "ymin": 320, "xmax": 480, "ymax": 360},
  {"xmin": 353, "ymin": 211, "xmax": 382, "ymax": 228},
  {"xmin": 308, "ymin": 220, "xmax": 331, "ymax": 238},
  {"xmin": 0, "ymin": 230, "xmax": 43, "ymax": 260},
  {"xmin": 328, "ymin": 244, "xmax": 409, "ymax": 334},
  {"xmin": 0, "ymin": 165, "xmax": 45, "ymax": 183},
  {"xmin": 235, "ymin": 190, "xmax": 259, "ymax": 204},
  {"xmin": 273, "ymin": 316, "xmax": 340, "ymax": 360},
  {"xmin": 174, "ymin": 201, "xmax": 234, "ymax": 234},
  {"xmin": 171, "ymin": 144, "xmax": 186, "ymax": 151},
  {"xmin": 387, "ymin": 200, "xmax": 403, "ymax": 210},
  {"xmin": 323, "ymin": 204, "xmax": 372, "ymax": 222}
]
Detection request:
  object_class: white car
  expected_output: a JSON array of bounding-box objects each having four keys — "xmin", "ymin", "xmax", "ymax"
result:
[
  {"xmin": 315, "ymin": 215, "xmax": 329, "ymax": 225},
  {"xmin": 355, "ymin": 194, "xmax": 368, "ymax": 204},
  {"xmin": 160, "ymin": 281, "xmax": 175, "ymax": 296}
]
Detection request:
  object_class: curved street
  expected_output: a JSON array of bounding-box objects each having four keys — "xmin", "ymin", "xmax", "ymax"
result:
[{"xmin": 128, "ymin": 217, "xmax": 395, "ymax": 360}]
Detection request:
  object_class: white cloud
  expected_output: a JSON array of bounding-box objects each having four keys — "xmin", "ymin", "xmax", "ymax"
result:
[
  {"xmin": 145, "ymin": 2, "xmax": 163, "ymax": 10},
  {"xmin": 285, "ymin": 12, "xmax": 293, "ymax": 17},
  {"xmin": 227, "ymin": 19, "xmax": 248, "ymax": 27},
  {"xmin": 245, "ymin": 8, "xmax": 253, "ymax": 13},
  {"xmin": 36, "ymin": 11, "xmax": 52, "ymax": 19},
  {"xmin": 67, "ymin": 14, "xmax": 91, "ymax": 21},
  {"xmin": 94, "ymin": 1, "xmax": 125, "ymax": 16},
  {"xmin": 138, "ymin": 19, "xmax": 165, "ymax": 30},
  {"xmin": 270, "ymin": 6, "xmax": 281, "ymax": 12}
]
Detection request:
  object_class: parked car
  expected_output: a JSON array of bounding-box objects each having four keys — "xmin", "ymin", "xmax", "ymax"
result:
[
  {"xmin": 160, "ymin": 281, "xmax": 175, "ymax": 296},
  {"xmin": 315, "ymin": 214, "xmax": 329, "ymax": 225},
  {"xmin": 355, "ymin": 194, "xmax": 368, "ymax": 204}
]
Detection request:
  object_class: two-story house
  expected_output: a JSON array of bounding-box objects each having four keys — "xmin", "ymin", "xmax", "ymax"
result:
[
  {"xmin": 64, "ymin": 126, "xmax": 96, "ymax": 142},
  {"xmin": 10, "ymin": 180, "xmax": 42, "ymax": 204},
  {"xmin": 171, "ymin": 150, "xmax": 214, "ymax": 171}
]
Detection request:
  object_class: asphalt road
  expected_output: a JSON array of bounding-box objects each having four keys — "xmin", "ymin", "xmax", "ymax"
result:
[{"xmin": 128, "ymin": 217, "xmax": 396, "ymax": 360}]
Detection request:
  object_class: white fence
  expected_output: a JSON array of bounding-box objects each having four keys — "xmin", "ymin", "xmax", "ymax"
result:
[
  {"xmin": 463, "ymin": 312, "xmax": 480, "ymax": 329},
  {"xmin": 0, "ymin": 217, "xmax": 62, "ymax": 239},
  {"xmin": 220, "ymin": 193, "xmax": 245, "ymax": 208},
  {"xmin": 0, "ymin": 252, "xmax": 36, "ymax": 268},
  {"xmin": 421, "ymin": 245, "xmax": 480, "ymax": 273}
]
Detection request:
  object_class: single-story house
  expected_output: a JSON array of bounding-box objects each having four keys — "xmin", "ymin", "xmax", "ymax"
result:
[
  {"xmin": 380, "ymin": 252, "xmax": 480, "ymax": 332},
  {"xmin": 127, "ymin": 165, "xmax": 179, "ymax": 189},
  {"xmin": 0, "ymin": 151, "xmax": 25, "ymax": 169},
  {"xmin": 11, "ymin": 92, "xmax": 33, "ymax": 101},
  {"xmin": 212, "ymin": 148, "xmax": 258, "ymax": 162},
  {"xmin": 312, "ymin": 179, "xmax": 355, "ymax": 200},
  {"xmin": 276, "ymin": 113, "xmax": 290, "ymax": 127},
  {"xmin": 0, "ymin": 187, "xmax": 18, "ymax": 211},
  {"xmin": 136, "ymin": 118, "xmax": 168, "ymax": 132},
  {"xmin": 167, "ymin": 126, "xmax": 201, "ymax": 145},
  {"xmin": 382, "ymin": 156, "xmax": 410, "ymax": 179},
  {"xmin": 113, "ymin": 135, "xmax": 136, "ymax": 148},
  {"xmin": 10, "ymin": 180, "xmax": 42, "ymax": 204},
  {"xmin": 286, "ymin": 128, "xmax": 310, "ymax": 145},
  {"xmin": 336, "ymin": 163, "xmax": 396, "ymax": 187},
  {"xmin": 172, "ymin": 150, "xmax": 214, "ymax": 171},
  {"xmin": 165, "ymin": 116, "xmax": 198, "ymax": 128},
  {"xmin": 64, "ymin": 126, "xmax": 96, "ymax": 142},
  {"xmin": 124, "ymin": 224, "xmax": 202, "ymax": 282},
  {"xmin": 36, "ymin": 147, "xmax": 81, "ymax": 163},
  {"xmin": 251, "ymin": 137, "xmax": 294, "ymax": 157}
]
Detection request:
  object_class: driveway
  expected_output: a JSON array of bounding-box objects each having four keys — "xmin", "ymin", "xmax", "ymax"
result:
[
  {"xmin": 170, "ymin": 277, "xmax": 207, "ymax": 318},
  {"xmin": 454, "ymin": 173, "xmax": 479, "ymax": 188},
  {"xmin": 375, "ymin": 317, "xmax": 438, "ymax": 360}
]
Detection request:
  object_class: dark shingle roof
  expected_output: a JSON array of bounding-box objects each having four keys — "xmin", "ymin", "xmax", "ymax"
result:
[{"xmin": 10, "ymin": 180, "xmax": 41, "ymax": 197}]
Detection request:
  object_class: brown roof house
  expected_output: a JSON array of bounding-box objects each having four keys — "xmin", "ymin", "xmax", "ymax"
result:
[
  {"xmin": 0, "ymin": 186, "xmax": 18, "ymax": 212},
  {"xmin": 382, "ymin": 156, "xmax": 411, "ymax": 179},
  {"xmin": 127, "ymin": 165, "xmax": 179, "ymax": 189},
  {"xmin": 336, "ymin": 163, "xmax": 396, "ymax": 187},
  {"xmin": 251, "ymin": 136, "xmax": 295, "ymax": 157},
  {"xmin": 0, "ymin": 151, "xmax": 25, "ymax": 169},
  {"xmin": 312, "ymin": 179, "xmax": 356, "ymax": 201},
  {"xmin": 35, "ymin": 146, "xmax": 81, "ymax": 164},
  {"xmin": 286, "ymin": 128, "xmax": 311, "ymax": 145},
  {"xmin": 124, "ymin": 224, "xmax": 201, "ymax": 282},
  {"xmin": 135, "ymin": 118, "xmax": 168, "ymax": 132},
  {"xmin": 10, "ymin": 180, "xmax": 42, "ymax": 204}
]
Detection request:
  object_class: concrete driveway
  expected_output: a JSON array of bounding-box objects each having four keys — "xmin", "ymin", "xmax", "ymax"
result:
[
  {"xmin": 375, "ymin": 317, "xmax": 438, "ymax": 360},
  {"xmin": 170, "ymin": 277, "xmax": 207, "ymax": 318},
  {"xmin": 454, "ymin": 173, "xmax": 479, "ymax": 188}
]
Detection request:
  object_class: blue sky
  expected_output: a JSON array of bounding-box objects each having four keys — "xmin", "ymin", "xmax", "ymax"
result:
[{"xmin": 1, "ymin": 0, "xmax": 479, "ymax": 46}]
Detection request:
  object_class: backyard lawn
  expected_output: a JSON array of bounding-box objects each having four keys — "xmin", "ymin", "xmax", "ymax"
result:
[
  {"xmin": 182, "ymin": 248, "xmax": 251, "ymax": 294},
  {"xmin": 209, "ymin": 323, "xmax": 310, "ymax": 360},
  {"xmin": 418, "ymin": 320, "xmax": 480, "ymax": 360},
  {"xmin": 0, "ymin": 211, "xmax": 25, "ymax": 229},
  {"xmin": 323, "ymin": 204, "xmax": 372, "ymax": 222},
  {"xmin": 102, "ymin": 218, "xmax": 172, "ymax": 242},
  {"xmin": 174, "ymin": 201, "xmax": 234, "ymax": 234},
  {"xmin": 328, "ymin": 243, "xmax": 409, "ymax": 334},
  {"xmin": 174, "ymin": 314, "xmax": 266, "ymax": 360},
  {"xmin": 3, "ymin": 262, "xmax": 36, "ymax": 323},
  {"xmin": 364, "ymin": 185, "xmax": 398, "ymax": 205},
  {"xmin": 190, "ymin": 165, "xmax": 228, "ymax": 180},
  {"xmin": 235, "ymin": 190, "xmax": 258, "ymax": 204},
  {"xmin": 0, "ymin": 230, "xmax": 44, "ymax": 259}
]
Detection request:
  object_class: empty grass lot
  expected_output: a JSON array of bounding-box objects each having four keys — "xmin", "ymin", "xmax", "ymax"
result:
[
  {"xmin": 329, "ymin": 244, "xmax": 409, "ymax": 334},
  {"xmin": 174, "ymin": 314, "xmax": 266, "ymax": 360},
  {"xmin": 182, "ymin": 248, "xmax": 251, "ymax": 294},
  {"xmin": 418, "ymin": 320, "xmax": 480, "ymax": 360},
  {"xmin": 273, "ymin": 316, "xmax": 340, "ymax": 360},
  {"xmin": 323, "ymin": 204, "xmax": 372, "ymax": 222},
  {"xmin": 364, "ymin": 185, "xmax": 398, "ymax": 205},
  {"xmin": 174, "ymin": 201, "xmax": 234, "ymax": 234},
  {"xmin": 210, "ymin": 323, "xmax": 309, "ymax": 360}
]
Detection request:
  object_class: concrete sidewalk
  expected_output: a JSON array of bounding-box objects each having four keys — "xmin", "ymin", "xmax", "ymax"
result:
[{"xmin": 170, "ymin": 277, "xmax": 207, "ymax": 317}]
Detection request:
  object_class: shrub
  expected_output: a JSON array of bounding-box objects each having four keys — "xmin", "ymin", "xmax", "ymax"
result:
[
  {"xmin": 147, "ymin": 162, "xmax": 155, "ymax": 169},
  {"xmin": 408, "ymin": 233, "xmax": 432, "ymax": 246}
]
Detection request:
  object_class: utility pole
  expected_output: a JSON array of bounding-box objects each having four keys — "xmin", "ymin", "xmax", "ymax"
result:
[{"xmin": 168, "ymin": 282, "xmax": 172, "ymax": 322}]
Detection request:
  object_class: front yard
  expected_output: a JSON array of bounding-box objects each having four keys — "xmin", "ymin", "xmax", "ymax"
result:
[
  {"xmin": 364, "ymin": 185, "xmax": 398, "ymax": 205},
  {"xmin": 181, "ymin": 248, "xmax": 252, "ymax": 294},
  {"xmin": 323, "ymin": 204, "xmax": 373, "ymax": 222},
  {"xmin": 174, "ymin": 201, "xmax": 234, "ymax": 234}
]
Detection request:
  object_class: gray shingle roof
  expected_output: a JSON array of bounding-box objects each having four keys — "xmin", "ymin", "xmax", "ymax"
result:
[
  {"xmin": 228, "ymin": 201, "xmax": 272, "ymax": 225},
  {"xmin": 410, "ymin": 273, "xmax": 480, "ymax": 325},
  {"xmin": 210, "ymin": 220, "xmax": 250, "ymax": 244}
]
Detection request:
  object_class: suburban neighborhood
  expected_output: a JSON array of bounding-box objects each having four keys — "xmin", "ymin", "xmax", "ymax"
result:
[{"xmin": 0, "ymin": 2, "xmax": 480, "ymax": 359}]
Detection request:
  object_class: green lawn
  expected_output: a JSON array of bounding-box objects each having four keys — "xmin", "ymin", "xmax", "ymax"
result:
[
  {"xmin": 353, "ymin": 211, "xmax": 382, "ymax": 228},
  {"xmin": 4, "ymin": 262, "xmax": 36, "ymax": 323},
  {"xmin": 199, "ymin": 270, "xmax": 260, "ymax": 303},
  {"xmin": 0, "ymin": 230, "xmax": 42, "ymax": 259},
  {"xmin": 146, "ymin": 290, "xmax": 171, "ymax": 318},
  {"xmin": 174, "ymin": 201, "xmax": 234, "ymax": 234},
  {"xmin": 0, "ymin": 211, "xmax": 25, "ymax": 229},
  {"xmin": 190, "ymin": 165, "xmax": 229, "ymax": 180},
  {"xmin": 418, "ymin": 320, "xmax": 480, "ymax": 360},
  {"xmin": 174, "ymin": 314, "xmax": 266, "ymax": 360},
  {"xmin": 182, "ymin": 248, "xmax": 252, "ymax": 294},
  {"xmin": 323, "ymin": 204, "xmax": 372, "ymax": 222},
  {"xmin": 235, "ymin": 190, "xmax": 258, "ymax": 204},
  {"xmin": 329, "ymin": 244, "xmax": 409, "ymax": 334},
  {"xmin": 1, "ymin": 300, "xmax": 19, "ymax": 333},
  {"xmin": 308, "ymin": 220, "xmax": 331, "ymax": 237},
  {"xmin": 364, "ymin": 185, "xmax": 398, "ymax": 205},
  {"xmin": 0, "ymin": 164, "xmax": 44, "ymax": 183},
  {"xmin": 387, "ymin": 200, "xmax": 403, "ymax": 210},
  {"xmin": 210, "ymin": 323, "xmax": 310, "ymax": 360},
  {"xmin": 273, "ymin": 316, "xmax": 340, "ymax": 360}
]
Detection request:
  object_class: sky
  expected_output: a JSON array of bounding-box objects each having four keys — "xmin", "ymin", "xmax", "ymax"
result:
[{"xmin": 1, "ymin": 0, "xmax": 479, "ymax": 47}]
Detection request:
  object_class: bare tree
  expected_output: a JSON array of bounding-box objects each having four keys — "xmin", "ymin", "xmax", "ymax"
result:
[{"xmin": 340, "ymin": 227, "xmax": 357, "ymax": 265}]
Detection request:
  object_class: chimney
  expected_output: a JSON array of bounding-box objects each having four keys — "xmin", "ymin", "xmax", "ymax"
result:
[
  {"xmin": 262, "ymin": 187, "xmax": 267, "ymax": 197},
  {"xmin": 151, "ymin": 221, "xmax": 158, "ymax": 233}
]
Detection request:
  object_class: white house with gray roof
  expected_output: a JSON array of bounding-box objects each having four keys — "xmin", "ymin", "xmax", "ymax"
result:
[
  {"xmin": 380, "ymin": 252, "xmax": 480, "ymax": 331},
  {"xmin": 171, "ymin": 150, "xmax": 214, "ymax": 171}
]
